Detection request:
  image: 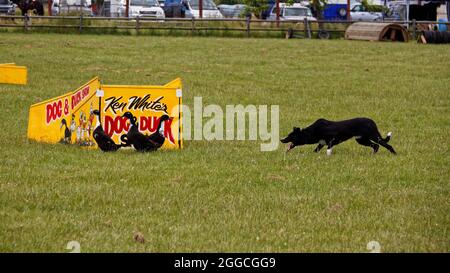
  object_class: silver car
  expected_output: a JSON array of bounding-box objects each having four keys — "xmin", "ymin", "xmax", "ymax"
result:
[
  {"xmin": 0, "ymin": 0, "xmax": 15, "ymax": 15},
  {"xmin": 52, "ymin": 0, "xmax": 93, "ymax": 16},
  {"xmin": 350, "ymin": 4, "xmax": 383, "ymax": 21},
  {"xmin": 217, "ymin": 4, "xmax": 248, "ymax": 18}
]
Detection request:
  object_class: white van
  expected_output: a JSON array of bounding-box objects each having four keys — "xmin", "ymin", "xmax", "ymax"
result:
[
  {"xmin": 268, "ymin": 3, "xmax": 316, "ymax": 21},
  {"xmin": 185, "ymin": 0, "xmax": 223, "ymax": 18},
  {"xmin": 128, "ymin": 0, "xmax": 165, "ymax": 18}
]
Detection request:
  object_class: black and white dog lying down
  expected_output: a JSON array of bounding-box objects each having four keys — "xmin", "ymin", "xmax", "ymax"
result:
[{"xmin": 281, "ymin": 118, "xmax": 396, "ymax": 155}]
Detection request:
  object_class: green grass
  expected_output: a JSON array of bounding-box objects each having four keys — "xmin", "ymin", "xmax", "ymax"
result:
[{"xmin": 0, "ymin": 33, "xmax": 449, "ymax": 252}]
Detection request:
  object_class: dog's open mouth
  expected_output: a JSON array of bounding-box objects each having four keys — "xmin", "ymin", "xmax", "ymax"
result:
[{"xmin": 286, "ymin": 143, "xmax": 295, "ymax": 152}]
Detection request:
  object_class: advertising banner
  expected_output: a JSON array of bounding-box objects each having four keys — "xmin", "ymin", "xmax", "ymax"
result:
[
  {"xmin": 101, "ymin": 79, "xmax": 182, "ymax": 150},
  {"xmin": 27, "ymin": 77, "xmax": 101, "ymax": 145},
  {"xmin": 27, "ymin": 77, "xmax": 182, "ymax": 150}
]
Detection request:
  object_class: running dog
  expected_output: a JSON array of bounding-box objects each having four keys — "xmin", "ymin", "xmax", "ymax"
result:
[{"xmin": 281, "ymin": 118, "xmax": 396, "ymax": 155}]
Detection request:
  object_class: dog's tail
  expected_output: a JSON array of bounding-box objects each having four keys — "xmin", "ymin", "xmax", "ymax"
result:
[{"xmin": 383, "ymin": 132, "xmax": 392, "ymax": 143}]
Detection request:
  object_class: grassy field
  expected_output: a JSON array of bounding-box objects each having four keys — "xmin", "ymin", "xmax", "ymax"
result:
[{"xmin": 0, "ymin": 33, "xmax": 449, "ymax": 252}]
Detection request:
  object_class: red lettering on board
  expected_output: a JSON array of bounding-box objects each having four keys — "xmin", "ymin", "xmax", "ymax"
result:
[
  {"xmin": 71, "ymin": 86, "xmax": 90, "ymax": 110},
  {"xmin": 103, "ymin": 115, "xmax": 175, "ymax": 144},
  {"xmin": 46, "ymin": 100, "xmax": 63, "ymax": 124}
]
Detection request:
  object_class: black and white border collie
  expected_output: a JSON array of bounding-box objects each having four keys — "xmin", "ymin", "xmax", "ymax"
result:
[{"xmin": 281, "ymin": 118, "xmax": 396, "ymax": 155}]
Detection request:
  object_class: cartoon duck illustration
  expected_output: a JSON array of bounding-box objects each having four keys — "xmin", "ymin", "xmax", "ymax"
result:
[
  {"xmin": 70, "ymin": 114, "xmax": 76, "ymax": 142},
  {"xmin": 81, "ymin": 112, "xmax": 89, "ymax": 146},
  {"xmin": 60, "ymin": 118, "xmax": 71, "ymax": 144},
  {"xmin": 87, "ymin": 103, "xmax": 96, "ymax": 146},
  {"xmin": 76, "ymin": 112, "xmax": 82, "ymax": 144}
]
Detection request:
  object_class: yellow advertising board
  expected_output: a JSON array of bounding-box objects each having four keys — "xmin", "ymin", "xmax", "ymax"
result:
[
  {"xmin": 101, "ymin": 80, "xmax": 182, "ymax": 150},
  {"xmin": 27, "ymin": 77, "xmax": 183, "ymax": 150},
  {"xmin": 27, "ymin": 77, "xmax": 101, "ymax": 145},
  {"xmin": 0, "ymin": 63, "xmax": 27, "ymax": 85}
]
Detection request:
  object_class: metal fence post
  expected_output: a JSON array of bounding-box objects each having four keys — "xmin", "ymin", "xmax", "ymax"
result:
[
  {"xmin": 412, "ymin": 19, "xmax": 416, "ymax": 40},
  {"xmin": 246, "ymin": 17, "xmax": 250, "ymax": 37},
  {"xmin": 79, "ymin": 14, "xmax": 83, "ymax": 33}
]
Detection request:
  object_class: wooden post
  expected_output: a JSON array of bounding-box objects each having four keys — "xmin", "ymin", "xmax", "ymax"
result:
[
  {"xmin": 48, "ymin": 0, "xmax": 52, "ymax": 16},
  {"xmin": 276, "ymin": 0, "xmax": 280, "ymax": 28},
  {"xmin": 246, "ymin": 16, "xmax": 250, "ymax": 37},
  {"xmin": 136, "ymin": 16, "xmax": 140, "ymax": 34},
  {"xmin": 307, "ymin": 18, "xmax": 311, "ymax": 38},
  {"xmin": 406, "ymin": 0, "xmax": 410, "ymax": 29},
  {"xmin": 347, "ymin": 0, "xmax": 351, "ymax": 21},
  {"xmin": 24, "ymin": 14, "xmax": 29, "ymax": 31},
  {"xmin": 419, "ymin": 34, "xmax": 427, "ymax": 44},
  {"xmin": 191, "ymin": 17, "xmax": 195, "ymax": 34},
  {"xmin": 199, "ymin": 0, "xmax": 203, "ymax": 18},
  {"xmin": 412, "ymin": 19, "xmax": 416, "ymax": 40},
  {"xmin": 304, "ymin": 17, "xmax": 307, "ymax": 38},
  {"xmin": 79, "ymin": 14, "xmax": 83, "ymax": 33},
  {"xmin": 126, "ymin": 0, "xmax": 129, "ymax": 18}
]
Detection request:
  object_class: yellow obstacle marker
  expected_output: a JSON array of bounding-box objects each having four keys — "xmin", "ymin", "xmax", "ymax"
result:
[{"xmin": 0, "ymin": 63, "xmax": 28, "ymax": 85}]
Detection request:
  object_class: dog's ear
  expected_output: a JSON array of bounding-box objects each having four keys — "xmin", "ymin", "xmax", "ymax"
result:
[{"xmin": 294, "ymin": 127, "xmax": 301, "ymax": 132}]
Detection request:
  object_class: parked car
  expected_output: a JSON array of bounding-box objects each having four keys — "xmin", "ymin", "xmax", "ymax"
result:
[
  {"xmin": 186, "ymin": 0, "xmax": 222, "ymax": 18},
  {"xmin": 268, "ymin": 3, "xmax": 316, "ymax": 21},
  {"xmin": 322, "ymin": 3, "xmax": 347, "ymax": 20},
  {"xmin": 101, "ymin": 0, "xmax": 126, "ymax": 17},
  {"xmin": 350, "ymin": 3, "xmax": 383, "ymax": 21},
  {"xmin": 52, "ymin": 0, "xmax": 93, "ymax": 16},
  {"xmin": 128, "ymin": 0, "xmax": 165, "ymax": 18},
  {"xmin": 0, "ymin": 0, "xmax": 15, "ymax": 15},
  {"xmin": 163, "ymin": 0, "xmax": 188, "ymax": 17},
  {"xmin": 217, "ymin": 4, "xmax": 248, "ymax": 18},
  {"xmin": 163, "ymin": 0, "xmax": 222, "ymax": 18}
]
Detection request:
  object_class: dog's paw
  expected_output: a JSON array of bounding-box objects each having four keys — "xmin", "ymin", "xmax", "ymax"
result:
[{"xmin": 373, "ymin": 145, "xmax": 379, "ymax": 154}]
